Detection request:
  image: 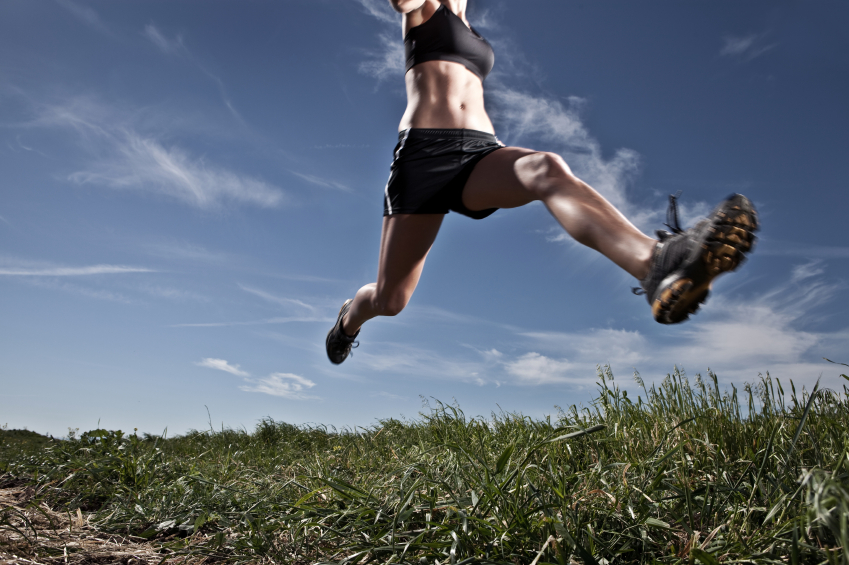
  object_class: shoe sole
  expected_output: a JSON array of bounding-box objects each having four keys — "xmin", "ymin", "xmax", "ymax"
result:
[
  {"xmin": 326, "ymin": 299, "xmax": 354, "ymax": 364},
  {"xmin": 652, "ymin": 194, "xmax": 759, "ymax": 324}
]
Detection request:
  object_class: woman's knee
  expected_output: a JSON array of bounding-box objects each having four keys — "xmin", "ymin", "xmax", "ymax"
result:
[
  {"xmin": 372, "ymin": 291, "xmax": 410, "ymax": 317},
  {"xmin": 516, "ymin": 151, "xmax": 577, "ymax": 199}
]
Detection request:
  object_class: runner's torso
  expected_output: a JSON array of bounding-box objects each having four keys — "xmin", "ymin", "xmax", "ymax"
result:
[{"xmin": 398, "ymin": 0, "xmax": 495, "ymax": 133}]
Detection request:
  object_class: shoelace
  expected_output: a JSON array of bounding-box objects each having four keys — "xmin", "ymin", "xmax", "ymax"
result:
[
  {"xmin": 331, "ymin": 332, "xmax": 359, "ymax": 359},
  {"xmin": 632, "ymin": 191, "xmax": 684, "ymax": 296},
  {"xmin": 335, "ymin": 340, "xmax": 359, "ymax": 359},
  {"xmin": 664, "ymin": 190, "xmax": 684, "ymax": 234},
  {"xmin": 338, "ymin": 331, "xmax": 359, "ymax": 357}
]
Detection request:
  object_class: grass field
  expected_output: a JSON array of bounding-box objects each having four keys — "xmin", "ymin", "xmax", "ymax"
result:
[{"xmin": 2, "ymin": 364, "xmax": 848, "ymax": 564}]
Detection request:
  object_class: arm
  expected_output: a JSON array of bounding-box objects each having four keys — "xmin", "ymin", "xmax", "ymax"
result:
[{"xmin": 389, "ymin": 0, "xmax": 427, "ymax": 14}]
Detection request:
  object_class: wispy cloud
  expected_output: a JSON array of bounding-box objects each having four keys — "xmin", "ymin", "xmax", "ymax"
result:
[
  {"xmin": 16, "ymin": 136, "xmax": 33, "ymax": 151},
  {"xmin": 195, "ymin": 359, "xmax": 318, "ymax": 400},
  {"xmin": 758, "ymin": 241, "xmax": 849, "ymax": 260},
  {"xmin": 270, "ymin": 273, "xmax": 344, "ymax": 284},
  {"xmin": 312, "ymin": 143, "xmax": 371, "ymax": 149},
  {"xmin": 404, "ymin": 304, "xmax": 517, "ymax": 329},
  {"xmin": 371, "ymin": 391, "xmax": 408, "ymax": 401},
  {"xmin": 352, "ymin": 0, "xmax": 400, "ymax": 26},
  {"xmin": 0, "ymin": 260, "xmax": 153, "ymax": 277},
  {"xmin": 791, "ymin": 260, "xmax": 825, "ymax": 283},
  {"xmin": 356, "ymin": 343, "xmax": 490, "ymax": 386},
  {"xmin": 0, "ymin": 258, "xmax": 148, "ymax": 301},
  {"xmin": 240, "ymin": 373, "xmax": 317, "ymax": 400},
  {"xmin": 173, "ymin": 316, "xmax": 329, "ymax": 328},
  {"xmin": 138, "ymin": 284, "xmax": 208, "ymax": 302},
  {"xmin": 195, "ymin": 358, "xmax": 250, "ymax": 377},
  {"xmin": 291, "ymin": 171, "xmax": 352, "ymax": 192},
  {"xmin": 359, "ymin": 33, "xmax": 405, "ymax": 83},
  {"xmin": 142, "ymin": 23, "xmax": 243, "ymax": 122},
  {"xmin": 55, "ymin": 0, "xmax": 111, "ymax": 36},
  {"xmin": 720, "ymin": 33, "xmax": 777, "ymax": 61},
  {"xmin": 23, "ymin": 278, "xmax": 135, "ymax": 303},
  {"xmin": 143, "ymin": 240, "xmax": 231, "ymax": 264},
  {"xmin": 239, "ymin": 285, "xmax": 317, "ymax": 312},
  {"xmin": 201, "ymin": 70, "xmax": 244, "ymax": 123},
  {"xmin": 28, "ymin": 97, "xmax": 283, "ymax": 210},
  {"xmin": 177, "ymin": 286, "xmax": 332, "ymax": 327},
  {"xmin": 469, "ymin": 6, "xmax": 501, "ymax": 32},
  {"xmin": 68, "ymin": 132, "xmax": 281, "ymax": 208},
  {"xmin": 143, "ymin": 23, "xmax": 188, "ymax": 56}
]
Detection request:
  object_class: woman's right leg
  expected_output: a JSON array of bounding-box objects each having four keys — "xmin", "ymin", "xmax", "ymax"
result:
[
  {"xmin": 462, "ymin": 148, "xmax": 656, "ymax": 279},
  {"xmin": 342, "ymin": 213, "xmax": 444, "ymax": 335}
]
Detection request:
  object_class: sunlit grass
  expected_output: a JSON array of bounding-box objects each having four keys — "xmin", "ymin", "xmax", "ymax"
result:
[{"xmin": 2, "ymin": 364, "xmax": 848, "ymax": 564}]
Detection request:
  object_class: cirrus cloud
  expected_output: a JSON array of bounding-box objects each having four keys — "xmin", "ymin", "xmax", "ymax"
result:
[
  {"xmin": 0, "ymin": 264, "xmax": 153, "ymax": 276},
  {"xmin": 195, "ymin": 359, "xmax": 317, "ymax": 400},
  {"xmin": 143, "ymin": 23, "xmax": 187, "ymax": 56},
  {"xmin": 24, "ymin": 96, "xmax": 283, "ymax": 210},
  {"xmin": 195, "ymin": 358, "xmax": 250, "ymax": 377},
  {"xmin": 720, "ymin": 33, "xmax": 777, "ymax": 61},
  {"xmin": 240, "ymin": 373, "xmax": 317, "ymax": 400}
]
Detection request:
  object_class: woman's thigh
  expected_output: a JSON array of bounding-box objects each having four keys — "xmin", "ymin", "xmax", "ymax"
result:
[
  {"xmin": 376, "ymin": 213, "xmax": 445, "ymax": 303},
  {"xmin": 461, "ymin": 146, "xmax": 545, "ymax": 211}
]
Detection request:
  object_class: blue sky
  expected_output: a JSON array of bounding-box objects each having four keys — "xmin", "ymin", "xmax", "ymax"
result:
[{"xmin": 1, "ymin": 0, "xmax": 847, "ymax": 437}]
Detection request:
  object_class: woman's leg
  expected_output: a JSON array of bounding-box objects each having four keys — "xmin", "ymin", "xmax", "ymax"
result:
[
  {"xmin": 342, "ymin": 213, "xmax": 445, "ymax": 335},
  {"xmin": 462, "ymin": 148, "xmax": 656, "ymax": 279}
]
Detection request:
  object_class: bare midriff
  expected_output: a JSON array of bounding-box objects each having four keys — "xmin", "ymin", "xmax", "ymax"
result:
[{"xmin": 399, "ymin": 60, "xmax": 494, "ymax": 133}]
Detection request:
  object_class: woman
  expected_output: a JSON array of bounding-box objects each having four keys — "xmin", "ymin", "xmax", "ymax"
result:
[{"xmin": 326, "ymin": 0, "xmax": 758, "ymax": 364}]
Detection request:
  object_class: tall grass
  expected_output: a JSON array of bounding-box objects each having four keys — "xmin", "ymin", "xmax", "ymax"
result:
[{"xmin": 2, "ymin": 366, "xmax": 848, "ymax": 564}]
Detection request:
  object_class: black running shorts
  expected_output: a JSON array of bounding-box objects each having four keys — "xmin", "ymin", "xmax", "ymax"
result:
[{"xmin": 383, "ymin": 128, "xmax": 504, "ymax": 219}]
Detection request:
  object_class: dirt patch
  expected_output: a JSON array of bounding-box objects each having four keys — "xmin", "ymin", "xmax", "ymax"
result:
[{"xmin": 0, "ymin": 488, "xmax": 200, "ymax": 565}]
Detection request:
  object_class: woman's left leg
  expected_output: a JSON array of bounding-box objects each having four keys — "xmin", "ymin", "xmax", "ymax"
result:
[
  {"xmin": 344, "ymin": 213, "xmax": 445, "ymax": 334},
  {"xmin": 462, "ymin": 147, "xmax": 656, "ymax": 279},
  {"xmin": 326, "ymin": 214, "xmax": 444, "ymax": 364}
]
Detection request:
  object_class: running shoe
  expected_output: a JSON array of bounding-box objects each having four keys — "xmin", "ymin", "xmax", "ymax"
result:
[
  {"xmin": 326, "ymin": 299, "xmax": 359, "ymax": 364},
  {"xmin": 638, "ymin": 193, "xmax": 758, "ymax": 324}
]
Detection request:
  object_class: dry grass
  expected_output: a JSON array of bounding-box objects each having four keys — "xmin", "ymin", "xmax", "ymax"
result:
[{"xmin": 0, "ymin": 486, "xmax": 191, "ymax": 565}]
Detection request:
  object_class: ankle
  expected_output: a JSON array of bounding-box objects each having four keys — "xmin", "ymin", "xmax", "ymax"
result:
[
  {"xmin": 340, "ymin": 314, "xmax": 358, "ymax": 338},
  {"xmin": 634, "ymin": 239, "xmax": 658, "ymax": 281},
  {"xmin": 637, "ymin": 253, "xmax": 654, "ymax": 281}
]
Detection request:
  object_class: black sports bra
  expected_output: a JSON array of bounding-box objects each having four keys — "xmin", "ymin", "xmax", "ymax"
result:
[{"xmin": 404, "ymin": 4, "xmax": 495, "ymax": 81}]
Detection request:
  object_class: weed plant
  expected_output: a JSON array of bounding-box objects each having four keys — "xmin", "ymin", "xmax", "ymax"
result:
[{"xmin": 2, "ymin": 366, "xmax": 848, "ymax": 564}]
